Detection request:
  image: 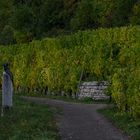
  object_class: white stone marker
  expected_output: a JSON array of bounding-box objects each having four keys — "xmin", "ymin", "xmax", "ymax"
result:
[{"xmin": 1, "ymin": 63, "xmax": 13, "ymax": 116}]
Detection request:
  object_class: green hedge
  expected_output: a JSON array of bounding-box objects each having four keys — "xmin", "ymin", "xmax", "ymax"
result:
[{"xmin": 0, "ymin": 26, "xmax": 140, "ymax": 118}]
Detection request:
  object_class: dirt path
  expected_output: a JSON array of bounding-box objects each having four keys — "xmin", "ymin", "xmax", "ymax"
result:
[{"xmin": 21, "ymin": 96, "xmax": 130, "ymax": 140}]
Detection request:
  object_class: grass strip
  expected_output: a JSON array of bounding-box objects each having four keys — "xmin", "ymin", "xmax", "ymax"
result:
[
  {"xmin": 0, "ymin": 95, "xmax": 60, "ymax": 140},
  {"xmin": 98, "ymin": 107, "xmax": 140, "ymax": 140}
]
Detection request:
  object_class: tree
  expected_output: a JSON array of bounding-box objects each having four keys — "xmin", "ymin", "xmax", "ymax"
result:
[
  {"xmin": 110, "ymin": 0, "xmax": 137, "ymax": 27},
  {"xmin": 0, "ymin": 0, "xmax": 13, "ymax": 32},
  {"xmin": 130, "ymin": 1, "xmax": 140, "ymax": 25},
  {"xmin": 70, "ymin": 0, "xmax": 99, "ymax": 30},
  {"xmin": 0, "ymin": 25, "xmax": 14, "ymax": 45},
  {"xmin": 12, "ymin": 5, "xmax": 33, "ymax": 32},
  {"xmin": 39, "ymin": 0, "xmax": 64, "ymax": 35}
]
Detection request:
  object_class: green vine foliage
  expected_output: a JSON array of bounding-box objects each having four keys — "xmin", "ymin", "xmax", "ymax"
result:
[{"xmin": 0, "ymin": 26, "xmax": 140, "ymax": 118}]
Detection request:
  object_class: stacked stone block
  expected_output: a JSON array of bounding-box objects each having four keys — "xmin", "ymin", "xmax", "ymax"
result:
[{"xmin": 78, "ymin": 81, "xmax": 109, "ymax": 100}]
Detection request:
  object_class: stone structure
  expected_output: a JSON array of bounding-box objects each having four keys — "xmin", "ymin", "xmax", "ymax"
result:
[
  {"xmin": 2, "ymin": 64, "xmax": 13, "ymax": 108},
  {"xmin": 78, "ymin": 81, "xmax": 109, "ymax": 100}
]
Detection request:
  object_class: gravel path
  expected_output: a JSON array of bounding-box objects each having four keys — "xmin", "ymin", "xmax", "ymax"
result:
[{"xmin": 21, "ymin": 96, "xmax": 130, "ymax": 140}]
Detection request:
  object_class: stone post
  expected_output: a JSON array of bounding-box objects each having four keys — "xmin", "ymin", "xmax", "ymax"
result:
[{"xmin": 1, "ymin": 63, "xmax": 13, "ymax": 116}]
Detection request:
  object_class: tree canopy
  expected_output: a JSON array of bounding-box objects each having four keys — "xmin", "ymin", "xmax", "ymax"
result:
[{"xmin": 0, "ymin": 0, "xmax": 140, "ymax": 45}]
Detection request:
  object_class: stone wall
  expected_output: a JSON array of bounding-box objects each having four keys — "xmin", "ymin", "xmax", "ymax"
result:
[{"xmin": 78, "ymin": 81, "xmax": 109, "ymax": 100}]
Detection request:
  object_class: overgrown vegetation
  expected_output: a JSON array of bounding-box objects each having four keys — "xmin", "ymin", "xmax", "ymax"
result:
[
  {"xmin": 98, "ymin": 107, "xmax": 140, "ymax": 140},
  {"xmin": 0, "ymin": 0, "xmax": 140, "ymax": 44},
  {"xmin": 0, "ymin": 95, "xmax": 60, "ymax": 140},
  {"xmin": 0, "ymin": 26, "xmax": 140, "ymax": 119}
]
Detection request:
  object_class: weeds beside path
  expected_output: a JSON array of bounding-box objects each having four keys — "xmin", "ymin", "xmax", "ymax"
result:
[{"xmin": 0, "ymin": 96, "xmax": 60, "ymax": 140}]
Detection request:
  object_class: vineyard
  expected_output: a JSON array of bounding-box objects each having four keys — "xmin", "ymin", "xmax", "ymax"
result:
[{"xmin": 0, "ymin": 26, "xmax": 140, "ymax": 119}]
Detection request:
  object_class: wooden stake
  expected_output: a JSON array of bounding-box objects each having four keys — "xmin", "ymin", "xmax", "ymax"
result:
[{"xmin": 76, "ymin": 69, "xmax": 84, "ymax": 98}]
